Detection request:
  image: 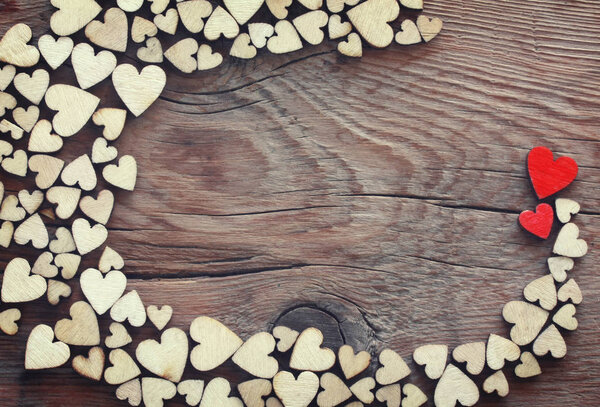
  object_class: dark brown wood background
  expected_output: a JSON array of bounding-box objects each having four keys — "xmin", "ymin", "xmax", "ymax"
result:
[{"xmin": 1, "ymin": 0, "xmax": 599, "ymax": 406}]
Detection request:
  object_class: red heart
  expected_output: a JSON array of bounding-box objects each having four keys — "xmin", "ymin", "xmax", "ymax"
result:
[
  {"xmin": 519, "ymin": 203, "xmax": 554, "ymax": 239},
  {"xmin": 528, "ymin": 146, "xmax": 578, "ymax": 199}
]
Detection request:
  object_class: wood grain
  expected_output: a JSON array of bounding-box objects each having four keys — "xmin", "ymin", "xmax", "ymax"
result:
[{"xmin": 1, "ymin": 0, "xmax": 600, "ymax": 405}]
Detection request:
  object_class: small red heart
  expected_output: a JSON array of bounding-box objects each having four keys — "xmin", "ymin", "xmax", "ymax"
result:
[
  {"xmin": 519, "ymin": 203, "xmax": 554, "ymax": 239},
  {"xmin": 528, "ymin": 146, "xmax": 578, "ymax": 199}
]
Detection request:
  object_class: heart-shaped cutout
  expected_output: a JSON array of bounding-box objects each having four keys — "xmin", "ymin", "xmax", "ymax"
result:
[
  {"xmin": 273, "ymin": 371, "xmax": 319, "ymax": 407},
  {"xmin": 73, "ymin": 346, "xmax": 105, "ymax": 381},
  {"xmin": 111, "ymin": 290, "xmax": 147, "ymax": 327},
  {"xmin": 136, "ymin": 327, "xmax": 188, "ymax": 382},
  {"xmin": 190, "ymin": 316, "xmax": 243, "ymax": 371},
  {"xmin": 0, "ymin": 23, "xmax": 40, "ymax": 67},
  {"xmin": 413, "ymin": 344, "xmax": 448, "ymax": 380},
  {"xmin": 232, "ymin": 331, "xmax": 278, "ymax": 378},
  {"xmin": 50, "ymin": 0, "xmax": 102, "ymax": 36},
  {"xmin": 317, "ymin": 372, "xmax": 352, "ymax": 406},
  {"xmin": 347, "ymin": 0, "xmax": 399, "ymax": 48},
  {"xmin": 553, "ymin": 222, "xmax": 588, "ymax": 258},
  {"xmin": 502, "ymin": 300, "xmax": 548, "ymax": 346},
  {"xmin": 290, "ymin": 327, "xmax": 336, "ymax": 371},
  {"xmin": 200, "ymin": 377, "xmax": 242, "ymax": 407},
  {"xmin": 113, "ymin": 64, "xmax": 166, "ymax": 117},
  {"xmin": 434, "ymin": 364, "xmax": 479, "ymax": 407},
  {"xmin": 81, "ymin": 268, "xmax": 127, "ymax": 314},
  {"xmin": 518, "ymin": 203, "xmax": 553, "ymax": 239},
  {"xmin": 528, "ymin": 146, "xmax": 578, "ymax": 199},
  {"xmin": 375, "ymin": 348, "xmax": 411, "ymax": 385},
  {"xmin": 338, "ymin": 344, "xmax": 370, "ymax": 380},
  {"xmin": 486, "ymin": 333, "xmax": 520, "ymax": 370},
  {"xmin": 25, "ymin": 324, "xmax": 70, "ymax": 370},
  {"xmin": 105, "ymin": 349, "xmax": 141, "ymax": 385},
  {"xmin": 54, "ymin": 300, "xmax": 100, "ymax": 346},
  {"xmin": 1, "ymin": 257, "xmax": 47, "ymax": 303}
]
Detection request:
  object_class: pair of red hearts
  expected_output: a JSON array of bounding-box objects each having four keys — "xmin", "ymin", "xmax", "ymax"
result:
[{"xmin": 519, "ymin": 146, "xmax": 578, "ymax": 239}]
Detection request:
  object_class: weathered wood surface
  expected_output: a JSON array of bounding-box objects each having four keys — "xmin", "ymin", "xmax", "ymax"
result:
[{"xmin": 1, "ymin": 0, "xmax": 599, "ymax": 405}]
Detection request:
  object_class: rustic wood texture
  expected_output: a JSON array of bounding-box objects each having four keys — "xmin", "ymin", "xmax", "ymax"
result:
[{"xmin": 1, "ymin": 0, "xmax": 600, "ymax": 405}]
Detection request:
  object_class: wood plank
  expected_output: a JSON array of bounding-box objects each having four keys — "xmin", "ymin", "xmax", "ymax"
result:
[{"xmin": 1, "ymin": 0, "xmax": 599, "ymax": 405}]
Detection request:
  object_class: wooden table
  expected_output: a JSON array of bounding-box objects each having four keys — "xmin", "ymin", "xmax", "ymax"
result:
[{"xmin": 1, "ymin": 0, "xmax": 599, "ymax": 405}]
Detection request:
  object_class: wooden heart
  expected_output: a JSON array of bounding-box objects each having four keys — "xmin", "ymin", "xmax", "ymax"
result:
[
  {"xmin": 347, "ymin": 0, "xmax": 399, "ymax": 48},
  {"xmin": 1, "ymin": 195, "xmax": 26, "ymax": 222},
  {"xmin": 106, "ymin": 322, "xmax": 133, "ymax": 349},
  {"xmin": 81, "ymin": 268, "xmax": 127, "ymax": 315},
  {"xmin": 72, "ymin": 218, "xmax": 108, "ymax": 254},
  {"xmin": 62, "ymin": 154, "xmax": 97, "ymax": 191},
  {"xmin": 112, "ymin": 64, "xmax": 166, "ymax": 117},
  {"xmin": 524, "ymin": 274, "xmax": 557, "ymax": 310},
  {"xmin": 204, "ymin": 6, "xmax": 240, "ymax": 41},
  {"xmin": 528, "ymin": 146, "xmax": 578, "ymax": 199},
  {"xmin": 338, "ymin": 344, "xmax": 370, "ymax": 380},
  {"xmin": 249, "ymin": 23, "xmax": 274, "ymax": 48},
  {"xmin": 0, "ymin": 23, "xmax": 40, "ymax": 67},
  {"xmin": 502, "ymin": 300, "xmax": 549, "ymax": 346},
  {"xmin": 0, "ymin": 119, "xmax": 23, "ymax": 141},
  {"xmin": 25, "ymin": 324, "xmax": 70, "ymax": 370},
  {"xmin": 232, "ymin": 331, "xmax": 278, "ymax": 378},
  {"xmin": 14, "ymin": 213, "xmax": 49, "ymax": 249},
  {"xmin": 267, "ymin": 21, "xmax": 303, "ymax": 54},
  {"xmin": 224, "ymin": 0, "xmax": 264, "ymax": 25},
  {"xmin": 2, "ymin": 149, "xmax": 28, "ymax": 177},
  {"xmin": 32, "ymin": 251, "xmax": 58, "ymax": 278},
  {"xmin": 131, "ymin": 17, "xmax": 157, "ymax": 43},
  {"xmin": 290, "ymin": 327, "xmax": 335, "ymax": 371},
  {"xmin": 375, "ymin": 384, "xmax": 401, "ymax": 407},
  {"xmin": 85, "ymin": 7, "xmax": 128, "ymax": 52},
  {"xmin": 47, "ymin": 279, "xmax": 71, "ymax": 305},
  {"xmin": 0, "ymin": 220, "xmax": 13, "ymax": 248},
  {"xmin": 105, "ymin": 349, "xmax": 141, "ymax": 385},
  {"xmin": 199, "ymin": 378, "xmax": 242, "ymax": 407},
  {"xmin": 99, "ymin": 246, "xmax": 125, "ymax": 272},
  {"xmin": 189, "ymin": 316, "xmax": 243, "ymax": 371},
  {"xmin": 197, "ymin": 44, "xmax": 223, "ymax": 70},
  {"xmin": 416, "ymin": 15, "xmax": 443, "ymax": 42},
  {"xmin": 149, "ymin": 0, "xmax": 170, "ymax": 14},
  {"xmin": 54, "ymin": 301, "xmax": 100, "ymax": 346},
  {"xmin": 47, "ymin": 186, "xmax": 81, "ymax": 219},
  {"xmin": 176, "ymin": 1, "xmax": 210, "ymax": 34},
  {"xmin": 13, "ymin": 105, "xmax": 39, "ymax": 132},
  {"xmin": 178, "ymin": 380, "xmax": 205, "ymax": 406},
  {"xmin": 73, "ymin": 346, "xmax": 105, "ymax": 381},
  {"xmin": 266, "ymin": 0, "xmax": 292, "ymax": 19},
  {"xmin": 54, "ymin": 252, "xmax": 81, "ymax": 279},
  {"xmin": 434, "ymin": 364, "xmax": 479, "ymax": 407},
  {"xmin": 117, "ymin": 0, "xmax": 144, "ymax": 12},
  {"xmin": 29, "ymin": 119, "xmax": 63, "ymax": 153},
  {"xmin": 327, "ymin": 0, "xmax": 359, "ymax": 13},
  {"xmin": 18, "ymin": 189, "xmax": 43, "ymax": 214},
  {"xmin": 533, "ymin": 324, "xmax": 567, "ymax": 358},
  {"xmin": 38, "ymin": 34, "xmax": 73, "ymax": 69},
  {"xmin": 155, "ymin": 8, "xmax": 179, "ymax": 34},
  {"xmin": 553, "ymin": 303, "xmax": 578, "ymax": 331},
  {"xmin": 400, "ymin": 0, "xmax": 423, "ymax": 8},
  {"xmin": 519, "ymin": 203, "xmax": 553, "ymax": 239},
  {"xmin": 116, "ymin": 379, "xmax": 142, "ymax": 406},
  {"xmin": 350, "ymin": 377, "xmax": 375, "ymax": 404},
  {"xmin": 273, "ymin": 371, "xmax": 319, "ymax": 407},
  {"xmin": 50, "ymin": 0, "xmax": 102, "ymax": 36},
  {"xmin": 402, "ymin": 383, "xmax": 428, "ymax": 407},
  {"xmin": 92, "ymin": 108, "xmax": 127, "ymax": 141},
  {"xmin": 80, "ymin": 189, "xmax": 114, "ymax": 225},
  {"xmin": 317, "ymin": 372, "xmax": 352, "ymax": 406},
  {"xmin": 28, "ymin": 154, "xmax": 64, "ymax": 189},
  {"xmin": 230, "ymin": 34, "xmax": 257, "ymax": 59},
  {"xmin": 147, "ymin": 305, "xmax": 173, "ymax": 330},
  {"xmin": 293, "ymin": 11, "xmax": 328, "ymax": 45},
  {"xmin": 0, "ymin": 64, "xmax": 16, "ymax": 91},
  {"xmin": 338, "ymin": 33, "xmax": 363, "ymax": 58},
  {"xmin": 0, "ymin": 308, "xmax": 21, "ymax": 335},
  {"xmin": 238, "ymin": 379, "xmax": 271, "ymax": 407},
  {"xmin": 514, "ymin": 351, "xmax": 541, "ymax": 378},
  {"xmin": 49, "ymin": 226, "xmax": 74, "ymax": 253},
  {"xmin": 92, "ymin": 137, "xmax": 118, "ymax": 164},
  {"xmin": 482, "ymin": 370, "xmax": 509, "ymax": 397},
  {"xmin": 553, "ymin": 222, "xmax": 588, "ymax": 258},
  {"xmin": 165, "ymin": 38, "xmax": 199, "ymax": 73},
  {"xmin": 555, "ymin": 198, "xmax": 580, "ymax": 223},
  {"xmin": 558, "ymin": 278, "xmax": 582, "ymax": 304},
  {"xmin": 103, "ymin": 155, "xmax": 138, "ymax": 191},
  {"xmin": 328, "ymin": 15, "xmax": 351, "ymax": 40},
  {"xmin": 137, "ymin": 37, "xmax": 164, "ymax": 63},
  {"xmin": 136, "ymin": 327, "xmax": 188, "ymax": 382},
  {"xmin": 110, "ymin": 290, "xmax": 147, "ymax": 327},
  {"xmin": 72, "ymin": 43, "xmax": 117, "ymax": 90},
  {"xmin": 547, "ymin": 256, "xmax": 574, "ymax": 282},
  {"xmin": 142, "ymin": 377, "xmax": 177, "ymax": 406},
  {"xmin": 486, "ymin": 333, "xmax": 520, "ymax": 370},
  {"xmin": 273, "ymin": 325, "xmax": 299, "ymax": 352},
  {"xmin": 298, "ymin": 0, "xmax": 322, "ymax": 9},
  {"xmin": 45, "ymin": 84, "xmax": 100, "ymax": 137},
  {"xmin": 375, "ymin": 348, "xmax": 411, "ymax": 385},
  {"xmin": 14, "ymin": 69, "xmax": 49, "ymax": 105},
  {"xmin": 0, "ymin": 94, "xmax": 17, "ymax": 122},
  {"xmin": 413, "ymin": 344, "xmax": 448, "ymax": 380}
]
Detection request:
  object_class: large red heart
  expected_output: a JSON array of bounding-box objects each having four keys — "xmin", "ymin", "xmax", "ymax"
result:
[
  {"xmin": 519, "ymin": 203, "xmax": 554, "ymax": 239},
  {"xmin": 528, "ymin": 146, "xmax": 578, "ymax": 199}
]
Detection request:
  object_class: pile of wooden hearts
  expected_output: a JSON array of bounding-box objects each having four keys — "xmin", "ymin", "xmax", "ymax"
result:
[{"xmin": 0, "ymin": 0, "xmax": 590, "ymax": 406}]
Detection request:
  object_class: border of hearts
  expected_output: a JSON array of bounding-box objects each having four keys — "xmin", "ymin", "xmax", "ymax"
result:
[{"xmin": 0, "ymin": 0, "xmax": 588, "ymax": 406}]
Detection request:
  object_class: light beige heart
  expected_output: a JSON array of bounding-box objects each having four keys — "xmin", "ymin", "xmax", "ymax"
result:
[
  {"xmin": 13, "ymin": 105, "xmax": 39, "ymax": 132},
  {"xmin": 0, "ymin": 23, "xmax": 40, "ymax": 67},
  {"xmin": 50, "ymin": 0, "xmax": 102, "ymax": 36},
  {"xmin": 47, "ymin": 186, "xmax": 81, "ymax": 219},
  {"xmin": 14, "ymin": 213, "xmax": 49, "ymax": 249},
  {"xmin": 92, "ymin": 137, "xmax": 118, "ymax": 164},
  {"xmin": 165, "ymin": 38, "xmax": 199, "ymax": 73},
  {"xmin": 178, "ymin": 1, "xmax": 212, "ymax": 34},
  {"xmin": 72, "ymin": 218, "xmax": 107, "ymax": 255},
  {"xmin": 273, "ymin": 325, "xmax": 299, "ymax": 352},
  {"xmin": 293, "ymin": 10, "xmax": 328, "ymax": 45},
  {"xmin": 14, "ymin": 69, "xmax": 49, "ymax": 105},
  {"xmin": 2, "ymin": 149, "xmax": 28, "ymax": 177},
  {"xmin": 347, "ymin": 0, "xmax": 399, "ymax": 48},
  {"xmin": 553, "ymin": 222, "xmax": 588, "ymax": 257},
  {"xmin": 92, "ymin": 108, "xmax": 127, "ymax": 141},
  {"xmin": 85, "ymin": 7, "xmax": 128, "ymax": 52},
  {"xmin": 116, "ymin": 379, "xmax": 142, "ymax": 406},
  {"xmin": 103, "ymin": 155, "xmax": 138, "ymax": 191},
  {"xmin": 0, "ymin": 64, "xmax": 16, "ymax": 91},
  {"xmin": 142, "ymin": 377, "xmax": 177, "ymax": 407},
  {"xmin": 547, "ymin": 256, "xmax": 574, "ymax": 282},
  {"xmin": 137, "ymin": 37, "xmax": 164, "ymax": 63},
  {"xmin": 190, "ymin": 316, "xmax": 243, "ymax": 371},
  {"xmin": 0, "ymin": 308, "xmax": 21, "ymax": 335},
  {"xmin": 204, "ymin": 6, "xmax": 240, "ymax": 41},
  {"xmin": 47, "ymin": 279, "xmax": 71, "ymax": 305},
  {"xmin": 224, "ymin": 0, "xmax": 264, "ymax": 25},
  {"xmin": 524, "ymin": 274, "xmax": 557, "ymax": 311},
  {"xmin": 482, "ymin": 370, "xmax": 509, "ymax": 397},
  {"xmin": 248, "ymin": 23, "xmax": 274, "ymax": 48},
  {"xmin": 317, "ymin": 372, "xmax": 352, "ymax": 407},
  {"xmin": 178, "ymin": 380, "xmax": 205, "ymax": 406},
  {"xmin": 533, "ymin": 324, "xmax": 567, "ymax": 358},
  {"xmin": 32, "ymin": 251, "xmax": 58, "ymax": 278},
  {"xmin": 452, "ymin": 341, "xmax": 486, "ymax": 375},
  {"xmin": 273, "ymin": 371, "xmax": 319, "ymax": 407},
  {"xmin": 38, "ymin": 34, "xmax": 73, "ymax": 70},
  {"xmin": 155, "ymin": 8, "xmax": 180, "ymax": 34},
  {"xmin": 232, "ymin": 331, "xmax": 278, "ymax": 378},
  {"xmin": 200, "ymin": 377, "xmax": 242, "ymax": 407},
  {"xmin": 99, "ymin": 246, "xmax": 125, "ymax": 272},
  {"xmin": 350, "ymin": 377, "xmax": 375, "ymax": 404},
  {"xmin": 147, "ymin": 305, "xmax": 173, "ymax": 330},
  {"xmin": 375, "ymin": 348, "xmax": 411, "ymax": 385},
  {"xmin": 28, "ymin": 154, "xmax": 64, "ymax": 189},
  {"xmin": 105, "ymin": 349, "xmax": 141, "ymax": 385},
  {"xmin": 28, "ymin": 119, "xmax": 63, "ymax": 153},
  {"xmin": 290, "ymin": 327, "xmax": 335, "ymax": 371},
  {"xmin": 1, "ymin": 257, "xmax": 46, "ymax": 303},
  {"xmin": 486, "ymin": 333, "xmax": 520, "ymax": 370},
  {"xmin": 136, "ymin": 327, "xmax": 188, "ymax": 382},
  {"xmin": 230, "ymin": 34, "xmax": 257, "ymax": 59},
  {"xmin": 338, "ymin": 33, "xmax": 363, "ymax": 58},
  {"xmin": 54, "ymin": 300, "xmax": 100, "ymax": 346},
  {"xmin": 73, "ymin": 346, "xmax": 105, "ymax": 381},
  {"xmin": 25, "ymin": 324, "xmax": 70, "ymax": 370},
  {"xmin": 45, "ymin": 84, "xmax": 100, "ymax": 137},
  {"xmin": 72, "ymin": 43, "xmax": 117, "ymax": 90},
  {"xmin": 338, "ymin": 344, "xmax": 370, "ymax": 380},
  {"xmin": 197, "ymin": 44, "xmax": 223, "ymax": 70},
  {"xmin": 434, "ymin": 364, "xmax": 479, "ymax": 407},
  {"xmin": 416, "ymin": 15, "xmax": 443, "ymax": 42},
  {"xmin": 111, "ymin": 290, "xmax": 147, "ymax": 327},
  {"xmin": 113, "ymin": 64, "xmax": 166, "ymax": 117},
  {"xmin": 1, "ymin": 195, "xmax": 26, "ymax": 222},
  {"xmin": 131, "ymin": 16, "xmax": 158, "ymax": 43},
  {"xmin": 395, "ymin": 19, "xmax": 422, "ymax": 45},
  {"xmin": 267, "ymin": 21, "xmax": 303, "ymax": 54},
  {"xmin": 80, "ymin": 189, "xmax": 114, "ymax": 225},
  {"xmin": 238, "ymin": 379, "xmax": 271, "ymax": 407},
  {"xmin": 106, "ymin": 322, "xmax": 133, "ymax": 349},
  {"xmin": 54, "ymin": 252, "xmax": 81, "ymax": 279}
]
